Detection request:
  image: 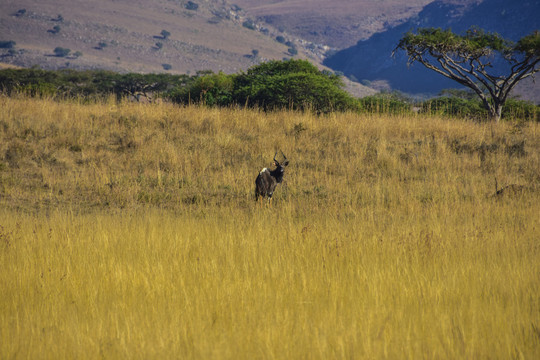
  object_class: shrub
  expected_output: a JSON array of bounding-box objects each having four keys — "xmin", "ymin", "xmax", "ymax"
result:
[
  {"xmin": 276, "ymin": 36, "xmax": 286, "ymax": 44},
  {"xmin": 233, "ymin": 59, "xmax": 358, "ymax": 113},
  {"xmin": 167, "ymin": 60, "xmax": 359, "ymax": 112},
  {"xmin": 421, "ymin": 96, "xmax": 538, "ymax": 121},
  {"xmin": 14, "ymin": 9, "xmax": 26, "ymax": 17},
  {"xmin": 185, "ymin": 1, "xmax": 199, "ymax": 11},
  {"xmin": 49, "ymin": 25, "xmax": 61, "ymax": 34},
  {"xmin": 160, "ymin": 30, "xmax": 171, "ymax": 39},
  {"xmin": 422, "ymin": 97, "xmax": 487, "ymax": 119},
  {"xmin": 162, "ymin": 64, "xmax": 172, "ymax": 71},
  {"xmin": 288, "ymin": 47, "xmax": 298, "ymax": 56},
  {"xmin": 242, "ymin": 20, "xmax": 256, "ymax": 30},
  {"xmin": 0, "ymin": 68, "xmax": 186, "ymax": 99},
  {"xmin": 169, "ymin": 72, "xmax": 234, "ymax": 106},
  {"xmin": 501, "ymin": 99, "xmax": 539, "ymax": 121},
  {"xmin": 0, "ymin": 41, "xmax": 16, "ymax": 49},
  {"xmin": 358, "ymin": 94, "xmax": 412, "ymax": 115},
  {"xmin": 53, "ymin": 47, "xmax": 71, "ymax": 57}
]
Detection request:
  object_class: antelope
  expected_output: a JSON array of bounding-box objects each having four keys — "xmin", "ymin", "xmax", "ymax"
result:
[{"xmin": 255, "ymin": 151, "xmax": 289, "ymax": 201}]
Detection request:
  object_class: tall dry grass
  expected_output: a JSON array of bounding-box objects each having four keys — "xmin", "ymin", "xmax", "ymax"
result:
[{"xmin": 0, "ymin": 96, "xmax": 539, "ymax": 358}]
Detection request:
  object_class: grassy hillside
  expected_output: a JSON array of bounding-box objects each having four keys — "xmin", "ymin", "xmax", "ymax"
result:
[{"xmin": 1, "ymin": 96, "xmax": 539, "ymax": 358}]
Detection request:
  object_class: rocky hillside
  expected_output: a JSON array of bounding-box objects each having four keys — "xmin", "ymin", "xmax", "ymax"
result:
[
  {"xmin": 0, "ymin": 0, "xmax": 314, "ymax": 74},
  {"xmin": 324, "ymin": 0, "xmax": 540, "ymax": 101},
  {"xmin": 232, "ymin": 0, "xmax": 432, "ymax": 49}
]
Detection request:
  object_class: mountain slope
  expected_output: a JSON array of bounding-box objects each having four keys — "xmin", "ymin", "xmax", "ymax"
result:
[
  {"xmin": 0, "ymin": 0, "xmax": 296, "ymax": 74},
  {"xmin": 232, "ymin": 0, "xmax": 432, "ymax": 49},
  {"xmin": 324, "ymin": 0, "xmax": 540, "ymax": 101}
]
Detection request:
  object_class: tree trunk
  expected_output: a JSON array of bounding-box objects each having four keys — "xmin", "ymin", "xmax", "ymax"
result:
[
  {"xmin": 482, "ymin": 97, "xmax": 503, "ymax": 122},
  {"xmin": 488, "ymin": 98, "xmax": 504, "ymax": 122},
  {"xmin": 493, "ymin": 102, "xmax": 503, "ymax": 122}
]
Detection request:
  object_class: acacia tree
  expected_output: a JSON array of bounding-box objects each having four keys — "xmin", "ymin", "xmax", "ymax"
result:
[{"xmin": 394, "ymin": 28, "xmax": 540, "ymax": 121}]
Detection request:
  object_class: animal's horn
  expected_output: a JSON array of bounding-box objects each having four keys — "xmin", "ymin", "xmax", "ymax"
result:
[
  {"xmin": 273, "ymin": 151, "xmax": 279, "ymax": 165},
  {"xmin": 280, "ymin": 150, "xmax": 289, "ymax": 165}
]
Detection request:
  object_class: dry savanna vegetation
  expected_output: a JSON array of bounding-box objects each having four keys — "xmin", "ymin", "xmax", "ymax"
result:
[{"xmin": 1, "ymin": 95, "xmax": 539, "ymax": 359}]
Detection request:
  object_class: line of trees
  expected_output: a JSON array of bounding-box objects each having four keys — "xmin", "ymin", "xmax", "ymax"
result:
[
  {"xmin": 0, "ymin": 60, "xmax": 357, "ymax": 113},
  {"xmin": 0, "ymin": 60, "xmax": 537, "ymax": 120},
  {"xmin": 0, "ymin": 68, "xmax": 189, "ymax": 100}
]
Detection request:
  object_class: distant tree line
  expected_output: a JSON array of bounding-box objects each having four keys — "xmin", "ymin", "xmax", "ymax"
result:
[
  {"xmin": 0, "ymin": 68, "xmax": 188, "ymax": 101},
  {"xmin": 0, "ymin": 60, "xmax": 537, "ymax": 120}
]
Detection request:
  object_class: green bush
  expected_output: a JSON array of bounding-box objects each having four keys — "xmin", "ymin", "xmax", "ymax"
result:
[
  {"xmin": 358, "ymin": 94, "xmax": 411, "ymax": 115},
  {"xmin": 14, "ymin": 9, "xmax": 26, "ymax": 17},
  {"xmin": 502, "ymin": 99, "xmax": 539, "ymax": 121},
  {"xmin": 53, "ymin": 47, "xmax": 70, "ymax": 57},
  {"xmin": 160, "ymin": 30, "xmax": 171, "ymax": 39},
  {"xmin": 232, "ymin": 60, "xmax": 357, "ymax": 113},
  {"xmin": 422, "ymin": 97, "xmax": 487, "ymax": 119},
  {"xmin": 185, "ymin": 1, "xmax": 199, "ymax": 11},
  {"xmin": 168, "ymin": 72, "xmax": 234, "ymax": 106},
  {"xmin": 0, "ymin": 41, "xmax": 16, "ymax": 49},
  {"xmin": 166, "ymin": 60, "xmax": 358, "ymax": 112},
  {"xmin": 0, "ymin": 68, "xmax": 60, "ymax": 97},
  {"xmin": 242, "ymin": 20, "xmax": 256, "ymax": 30},
  {"xmin": 0, "ymin": 69, "xmax": 185, "ymax": 100},
  {"xmin": 421, "ymin": 96, "xmax": 538, "ymax": 121},
  {"xmin": 50, "ymin": 25, "xmax": 61, "ymax": 34}
]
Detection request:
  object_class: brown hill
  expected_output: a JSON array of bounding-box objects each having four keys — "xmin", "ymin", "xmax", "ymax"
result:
[{"xmin": 0, "ymin": 0, "xmax": 299, "ymax": 74}]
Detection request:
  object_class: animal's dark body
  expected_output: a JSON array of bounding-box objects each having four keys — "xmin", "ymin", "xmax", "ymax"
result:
[{"xmin": 255, "ymin": 152, "xmax": 289, "ymax": 201}]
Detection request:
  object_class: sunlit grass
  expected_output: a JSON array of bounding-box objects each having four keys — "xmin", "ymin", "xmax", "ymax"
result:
[{"xmin": 0, "ymin": 96, "xmax": 539, "ymax": 358}]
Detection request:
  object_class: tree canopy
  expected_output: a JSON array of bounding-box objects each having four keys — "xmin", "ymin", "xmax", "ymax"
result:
[
  {"xmin": 395, "ymin": 27, "xmax": 540, "ymax": 121},
  {"xmin": 232, "ymin": 60, "xmax": 357, "ymax": 112},
  {"xmin": 168, "ymin": 60, "xmax": 357, "ymax": 112}
]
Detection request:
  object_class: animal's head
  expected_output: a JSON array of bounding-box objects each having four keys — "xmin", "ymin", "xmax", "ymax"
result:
[{"xmin": 273, "ymin": 151, "xmax": 289, "ymax": 172}]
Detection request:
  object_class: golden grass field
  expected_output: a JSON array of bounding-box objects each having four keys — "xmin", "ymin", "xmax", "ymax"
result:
[{"xmin": 1, "ymin": 96, "xmax": 539, "ymax": 359}]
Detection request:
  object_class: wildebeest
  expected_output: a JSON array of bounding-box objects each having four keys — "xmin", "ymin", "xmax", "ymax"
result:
[{"xmin": 255, "ymin": 151, "xmax": 289, "ymax": 201}]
